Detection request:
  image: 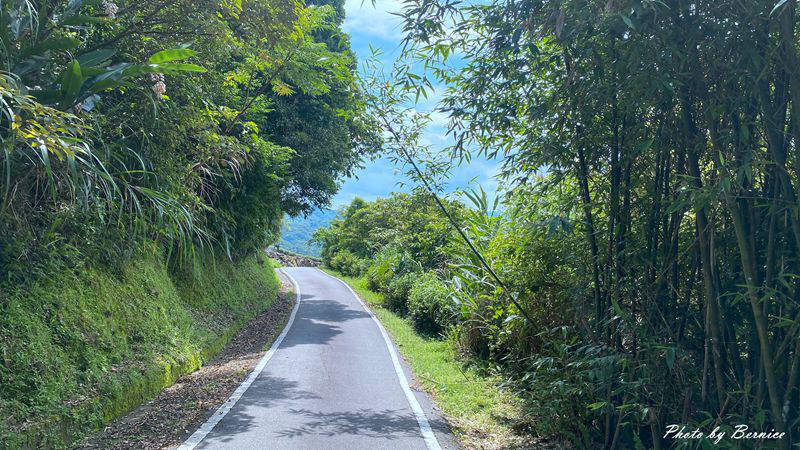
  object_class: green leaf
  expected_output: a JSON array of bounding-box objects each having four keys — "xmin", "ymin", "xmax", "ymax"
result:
[
  {"xmin": 148, "ymin": 48, "xmax": 198, "ymax": 64},
  {"xmin": 30, "ymin": 89, "xmax": 61, "ymax": 104},
  {"xmin": 120, "ymin": 64, "xmax": 152, "ymax": 78},
  {"xmin": 81, "ymin": 67, "xmax": 107, "ymax": 78},
  {"xmin": 61, "ymin": 15, "xmax": 108, "ymax": 25},
  {"xmin": 13, "ymin": 56, "xmax": 48, "ymax": 77},
  {"xmin": 152, "ymin": 63, "xmax": 207, "ymax": 73},
  {"xmin": 88, "ymin": 78, "xmax": 122, "ymax": 93},
  {"xmin": 20, "ymin": 36, "xmax": 81, "ymax": 58},
  {"xmin": 40, "ymin": 145, "xmax": 53, "ymax": 184},
  {"xmin": 621, "ymin": 14, "xmax": 635, "ymax": 29},
  {"xmin": 60, "ymin": 60, "xmax": 83, "ymax": 106},
  {"xmin": 665, "ymin": 347, "xmax": 675, "ymax": 370},
  {"xmin": 78, "ymin": 49, "xmax": 116, "ymax": 67},
  {"xmin": 611, "ymin": 298, "xmax": 624, "ymax": 318},
  {"xmin": 639, "ymin": 138, "xmax": 654, "ymax": 152}
]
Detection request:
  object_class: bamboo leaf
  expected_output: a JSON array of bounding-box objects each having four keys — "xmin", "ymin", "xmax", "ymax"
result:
[{"xmin": 588, "ymin": 401, "xmax": 607, "ymax": 410}]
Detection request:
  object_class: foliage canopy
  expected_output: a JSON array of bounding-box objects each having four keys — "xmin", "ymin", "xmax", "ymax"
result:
[{"xmin": 0, "ymin": 0, "xmax": 379, "ymax": 282}]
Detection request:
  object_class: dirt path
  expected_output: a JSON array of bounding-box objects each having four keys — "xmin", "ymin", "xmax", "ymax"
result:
[{"xmin": 77, "ymin": 272, "xmax": 296, "ymax": 450}]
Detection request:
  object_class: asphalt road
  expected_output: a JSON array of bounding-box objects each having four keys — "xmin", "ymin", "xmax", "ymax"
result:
[{"xmin": 187, "ymin": 267, "xmax": 456, "ymax": 450}]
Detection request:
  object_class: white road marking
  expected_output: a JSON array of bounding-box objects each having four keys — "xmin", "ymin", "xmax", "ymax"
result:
[
  {"xmin": 318, "ymin": 268, "xmax": 443, "ymax": 450},
  {"xmin": 177, "ymin": 268, "xmax": 301, "ymax": 450}
]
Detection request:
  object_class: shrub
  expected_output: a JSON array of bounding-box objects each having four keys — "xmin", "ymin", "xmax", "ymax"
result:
[
  {"xmin": 355, "ymin": 257, "xmax": 370, "ymax": 276},
  {"xmin": 329, "ymin": 249, "xmax": 364, "ymax": 276},
  {"xmin": 366, "ymin": 247, "xmax": 399, "ymax": 291},
  {"xmin": 365, "ymin": 264, "xmax": 384, "ymax": 291},
  {"xmin": 408, "ymin": 272, "xmax": 455, "ymax": 335},
  {"xmin": 366, "ymin": 245, "xmax": 420, "ymax": 292},
  {"xmin": 384, "ymin": 273, "xmax": 415, "ymax": 313}
]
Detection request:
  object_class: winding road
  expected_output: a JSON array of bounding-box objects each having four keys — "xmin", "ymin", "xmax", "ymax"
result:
[{"xmin": 180, "ymin": 267, "xmax": 456, "ymax": 449}]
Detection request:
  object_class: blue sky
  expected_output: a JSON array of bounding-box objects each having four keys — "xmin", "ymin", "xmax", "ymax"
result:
[{"xmin": 329, "ymin": 0, "xmax": 502, "ymax": 208}]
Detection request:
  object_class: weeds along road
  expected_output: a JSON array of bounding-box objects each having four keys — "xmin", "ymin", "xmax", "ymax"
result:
[{"xmin": 180, "ymin": 267, "xmax": 456, "ymax": 450}]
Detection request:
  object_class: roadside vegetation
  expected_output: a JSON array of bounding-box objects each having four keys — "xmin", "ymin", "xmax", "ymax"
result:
[
  {"xmin": 5, "ymin": 0, "xmax": 800, "ymax": 448},
  {"xmin": 1, "ymin": 252, "xmax": 279, "ymax": 447},
  {"xmin": 317, "ymin": 0, "xmax": 800, "ymax": 448},
  {"xmin": 78, "ymin": 267, "xmax": 295, "ymax": 449},
  {"xmin": 0, "ymin": 0, "xmax": 373, "ymax": 446}
]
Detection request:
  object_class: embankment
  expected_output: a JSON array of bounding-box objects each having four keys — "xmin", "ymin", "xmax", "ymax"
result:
[{"xmin": 0, "ymin": 251, "xmax": 279, "ymax": 448}]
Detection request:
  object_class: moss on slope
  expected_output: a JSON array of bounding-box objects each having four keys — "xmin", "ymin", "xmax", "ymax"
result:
[{"xmin": 0, "ymin": 251, "xmax": 279, "ymax": 448}]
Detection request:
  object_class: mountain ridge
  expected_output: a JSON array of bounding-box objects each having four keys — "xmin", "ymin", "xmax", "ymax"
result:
[{"xmin": 278, "ymin": 208, "xmax": 339, "ymax": 256}]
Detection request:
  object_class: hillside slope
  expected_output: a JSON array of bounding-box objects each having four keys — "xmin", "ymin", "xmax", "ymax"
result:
[{"xmin": 0, "ymin": 252, "xmax": 279, "ymax": 448}]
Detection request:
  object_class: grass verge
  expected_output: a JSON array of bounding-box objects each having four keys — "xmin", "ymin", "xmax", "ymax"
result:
[
  {"xmin": 0, "ymin": 251, "xmax": 279, "ymax": 448},
  {"xmin": 77, "ymin": 273, "xmax": 296, "ymax": 449},
  {"xmin": 321, "ymin": 268, "xmax": 532, "ymax": 449}
]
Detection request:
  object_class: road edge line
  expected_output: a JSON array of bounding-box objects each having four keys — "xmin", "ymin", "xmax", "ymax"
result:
[
  {"xmin": 177, "ymin": 267, "xmax": 302, "ymax": 450},
  {"xmin": 317, "ymin": 268, "xmax": 443, "ymax": 450}
]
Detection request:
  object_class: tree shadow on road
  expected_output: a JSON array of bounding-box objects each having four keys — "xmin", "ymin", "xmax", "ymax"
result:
[
  {"xmin": 195, "ymin": 290, "xmax": 455, "ymax": 448},
  {"xmin": 277, "ymin": 297, "xmax": 371, "ymax": 349},
  {"xmin": 274, "ymin": 407, "xmax": 451, "ymax": 440},
  {"xmin": 196, "ymin": 375, "xmax": 321, "ymax": 447}
]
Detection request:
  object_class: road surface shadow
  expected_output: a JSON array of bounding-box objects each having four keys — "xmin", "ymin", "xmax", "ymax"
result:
[
  {"xmin": 197, "ymin": 375, "xmax": 321, "ymax": 446},
  {"xmin": 296, "ymin": 296, "xmax": 371, "ymax": 322},
  {"xmin": 196, "ymin": 283, "xmax": 454, "ymax": 448},
  {"xmin": 278, "ymin": 296, "xmax": 371, "ymax": 349},
  {"xmin": 274, "ymin": 408, "xmax": 451, "ymax": 439}
]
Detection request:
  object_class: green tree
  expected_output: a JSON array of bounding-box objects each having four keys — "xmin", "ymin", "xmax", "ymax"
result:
[{"xmin": 1, "ymin": 0, "xmax": 377, "ymax": 280}]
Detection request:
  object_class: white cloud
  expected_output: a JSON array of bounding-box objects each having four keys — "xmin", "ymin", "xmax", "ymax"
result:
[
  {"xmin": 449, "ymin": 159, "xmax": 503, "ymax": 207},
  {"xmin": 408, "ymin": 85, "xmax": 453, "ymax": 133},
  {"xmin": 427, "ymin": 110, "xmax": 450, "ymax": 129},
  {"xmin": 343, "ymin": 0, "xmax": 405, "ymax": 42}
]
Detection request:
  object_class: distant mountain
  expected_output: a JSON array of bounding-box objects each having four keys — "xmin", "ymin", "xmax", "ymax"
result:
[{"xmin": 277, "ymin": 208, "xmax": 339, "ymax": 257}]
